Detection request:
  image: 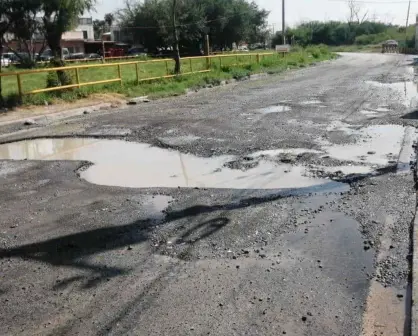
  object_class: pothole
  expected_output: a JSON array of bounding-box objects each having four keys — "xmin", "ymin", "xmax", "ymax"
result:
[
  {"xmin": 0, "ymin": 138, "xmax": 348, "ymax": 193},
  {"xmin": 365, "ymin": 81, "xmax": 418, "ymax": 107},
  {"xmin": 323, "ymin": 125, "xmax": 405, "ymax": 166},
  {"xmin": 256, "ymin": 105, "xmax": 291, "ymax": 114},
  {"xmin": 300, "ymin": 100, "xmax": 322, "ymax": 105}
]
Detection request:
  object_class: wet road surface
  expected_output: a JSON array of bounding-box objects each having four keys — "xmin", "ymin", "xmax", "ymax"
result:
[{"xmin": 0, "ymin": 53, "xmax": 417, "ymax": 335}]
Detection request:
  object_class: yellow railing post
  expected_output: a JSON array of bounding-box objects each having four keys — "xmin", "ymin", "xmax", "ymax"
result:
[
  {"xmin": 75, "ymin": 68, "xmax": 80, "ymax": 88},
  {"xmin": 16, "ymin": 74, "xmax": 23, "ymax": 98},
  {"xmin": 189, "ymin": 58, "xmax": 193, "ymax": 72},
  {"xmin": 135, "ymin": 63, "xmax": 139, "ymax": 85},
  {"xmin": 117, "ymin": 64, "xmax": 122, "ymax": 85},
  {"xmin": 256, "ymin": 54, "xmax": 260, "ymax": 64}
]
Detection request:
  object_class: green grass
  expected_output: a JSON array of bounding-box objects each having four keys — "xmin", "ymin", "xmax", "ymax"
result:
[
  {"xmin": 329, "ymin": 44, "xmax": 382, "ymax": 53},
  {"xmin": 1, "ymin": 48, "xmax": 335, "ymax": 107}
]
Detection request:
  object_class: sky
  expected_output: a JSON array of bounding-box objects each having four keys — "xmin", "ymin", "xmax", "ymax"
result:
[{"xmin": 92, "ymin": 0, "xmax": 418, "ymax": 27}]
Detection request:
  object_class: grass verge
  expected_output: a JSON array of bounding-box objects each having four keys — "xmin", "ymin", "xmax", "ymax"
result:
[{"xmin": 1, "ymin": 47, "xmax": 335, "ymax": 108}]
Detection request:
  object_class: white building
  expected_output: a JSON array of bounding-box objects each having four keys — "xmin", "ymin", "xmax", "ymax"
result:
[{"xmin": 62, "ymin": 17, "xmax": 94, "ymax": 41}]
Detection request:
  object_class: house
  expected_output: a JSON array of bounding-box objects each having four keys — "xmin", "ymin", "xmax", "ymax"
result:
[
  {"xmin": 5, "ymin": 17, "xmax": 94, "ymax": 55},
  {"xmin": 61, "ymin": 17, "xmax": 94, "ymax": 54}
]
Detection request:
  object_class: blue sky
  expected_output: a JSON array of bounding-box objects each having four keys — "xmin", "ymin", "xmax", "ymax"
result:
[{"xmin": 92, "ymin": 0, "xmax": 417, "ymax": 27}]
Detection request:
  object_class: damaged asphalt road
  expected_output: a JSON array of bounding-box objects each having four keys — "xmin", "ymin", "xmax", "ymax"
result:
[{"xmin": 0, "ymin": 52, "xmax": 417, "ymax": 335}]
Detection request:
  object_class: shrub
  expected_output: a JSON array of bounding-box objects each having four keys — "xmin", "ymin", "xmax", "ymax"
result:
[{"xmin": 46, "ymin": 59, "xmax": 73, "ymax": 89}]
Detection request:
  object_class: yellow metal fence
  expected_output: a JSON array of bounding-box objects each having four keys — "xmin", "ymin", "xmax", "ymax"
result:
[{"xmin": 0, "ymin": 52, "xmax": 276, "ymax": 97}]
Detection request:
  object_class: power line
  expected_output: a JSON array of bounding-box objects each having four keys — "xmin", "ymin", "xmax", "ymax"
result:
[{"xmin": 106, "ymin": 13, "xmax": 246, "ymax": 30}]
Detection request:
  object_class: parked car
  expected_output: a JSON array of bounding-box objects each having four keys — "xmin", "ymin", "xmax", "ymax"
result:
[
  {"xmin": 86, "ymin": 53, "xmax": 102, "ymax": 60},
  {"xmin": 0, "ymin": 56, "xmax": 10, "ymax": 68},
  {"xmin": 67, "ymin": 53, "xmax": 86, "ymax": 60},
  {"xmin": 127, "ymin": 47, "xmax": 147, "ymax": 57},
  {"xmin": 40, "ymin": 48, "xmax": 70, "ymax": 61},
  {"xmin": 2, "ymin": 52, "xmax": 18, "ymax": 63}
]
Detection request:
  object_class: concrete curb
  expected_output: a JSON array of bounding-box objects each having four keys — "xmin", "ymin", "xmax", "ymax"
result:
[
  {"xmin": 411, "ymin": 134, "xmax": 418, "ymax": 336},
  {"xmin": 398, "ymin": 127, "xmax": 417, "ymax": 174},
  {"xmin": 0, "ymin": 102, "xmax": 117, "ymax": 127}
]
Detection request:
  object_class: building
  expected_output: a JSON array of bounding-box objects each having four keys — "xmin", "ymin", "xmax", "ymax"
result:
[
  {"xmin": 61, "ymin": 17, "xmax": 94, "ymax": 54},
  {"xmin": 5, "ymin": 17, "xmax": 94, "ymax": 55},
  {"xmin": 63, "ymin": 17, "xmax": 94, "ymax": 41}
]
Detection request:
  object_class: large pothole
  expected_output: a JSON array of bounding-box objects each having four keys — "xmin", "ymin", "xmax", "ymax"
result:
[{"xmin": 0, "ymin": 138, "xmax": 348, "ymax": 193}]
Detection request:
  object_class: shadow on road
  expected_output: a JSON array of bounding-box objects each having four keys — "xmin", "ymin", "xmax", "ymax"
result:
[
  {"xmin": 401, "ymin": 110, "xmax": 418, "ymax": 120},
  {"xmin": 0, "ymin": 164, "xmax": 398, "ymax": 288}
]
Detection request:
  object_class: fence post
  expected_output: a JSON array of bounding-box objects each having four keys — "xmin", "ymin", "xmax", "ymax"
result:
[
  {"xmin": 235, "ymin": 55, "xmax": 238, "ymax": 64},
  {"xmin": 256, "ymin": 54, "xmax": 260, "ymax": 64},
  {"xmin": 205, "ymin": 34, "xmax": 210, "ymax": 69},
  {"xmin": 165, "ymin": 60, "xmax": 169, "ymax": 75},
  {"xmin": 75, "ymin": 68, "xmax": 80, "ymax": 88},
  {"xmin": 117, "ymin": 64, "xmax": 122, "ymax": 86},
  {"xmin": 16, "ymin": 74, "xmax": 23, "ymax": 98},
  {"xmin": 189, "ymin": 58, "xmax": 193, "ymax": 72},
  {"xmin": 219, "ymin": 56, "xmax": 222, "ymax": 68},
  {"xmin": 135, "ymin": 63, "xmax": 139, "ymax": 85}
]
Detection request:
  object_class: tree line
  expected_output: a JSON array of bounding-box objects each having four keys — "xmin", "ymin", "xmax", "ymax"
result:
[
  {"xmin": 115, "ymin": 0, "xmax": 269, "ymax": 54},
  {"xmin": 272, "ymin": 21, "xmax": 415, "ymax": 48}
]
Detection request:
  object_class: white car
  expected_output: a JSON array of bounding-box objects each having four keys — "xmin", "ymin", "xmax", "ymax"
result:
[{"xmin": 1, "ymin": 57, "xmax": 10, "ymax": 68}]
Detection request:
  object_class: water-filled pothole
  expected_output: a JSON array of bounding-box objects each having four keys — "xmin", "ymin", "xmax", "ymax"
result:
[
  {"xmin": 300, "ymin": 100, "xmax": 322, "ymax": 105},
  {"xmin": 0, "ymin": 138, "xmax": 348, "ymax": 193},
  {"xmin": 256, "ymin": 105, "xmax": 291, "ymax": 114},
  {"xmin": 323, "ymin": 125, "xmax": 405, "ymax": 165},
  {"xmin": 365, "ymin": 81, "xmax": 418, "ymax": 107}
]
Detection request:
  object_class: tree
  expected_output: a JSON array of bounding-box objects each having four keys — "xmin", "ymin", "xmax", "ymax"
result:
[
  {"xmin": 0, "ymin": 0, "xmax": 12, "ymax": 106},
  {"xmin": 4, "ymin": 0, "xmax": 44, "ymax": 67},
  {"xmin": 40, "ymin": 0, "xmax": 96, "ymax": 88},
  {"xmin": 172, "ymin": 0, "xmax": 180, "ymax": 74},
  {"xmin": 93, "ymin": 19, "xmax": 106, "ymax": 40},
  {"xmin": 118, "ymin": 0, "xmax": 268, "ymax": 53},
  {"xmin": 348, "ymin": 0, "xmax": 368, "ymax": 24},
  {"xmin": 41, "ymin": 0, "xmax": 96, "ymax": 60},
  {"xmin": 104, "ymin": 13, "xmax": 115, "ymax": 29}
]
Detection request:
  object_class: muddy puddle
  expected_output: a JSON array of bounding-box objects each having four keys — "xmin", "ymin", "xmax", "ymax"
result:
[
  {"xmin": 324, "ymin": 124, "xmax": 405, "ymax": 166},
  {"xmin": 366, "ymin": 81, "xmax": 418, "ymax": 107},
  {"xmin": 300, "ymin": 100, "xmax": 322, "ymax": 105},
  {"xmin": 0, "ymin": 138, "xmax": 348, "ymax": 193},
  {"xmin": 256, "ymin": 105, "xmax": 291, "ymax": 114}
]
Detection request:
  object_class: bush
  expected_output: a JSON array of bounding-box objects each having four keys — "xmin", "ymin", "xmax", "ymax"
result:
[
  {"xmin": 355, "ymin": 32, "xmax": 391, "ymax": 45},
  {"xmin": 220, "ymin": 65, "xmax": 232, "ymax": 73},
  {"xmin": 46, "ymin": 59, "xmax": 73, "ymax": 89},
  {"xmin": 46, "ymin": 71, "xmax": 60, "ymax": 88},
  {"xmin": 230, "ymin": 68, "xmax": 250, "ymax": 80},
  {"xmin": 291, "ymin": 45, "xmax": 303, "ymax": 53},
  {"xmin": 317, "ymin": 44, "xmax": 330, "ymax": 55},
  {"xmin": 306, "ymin": 46, "xmax": 321, "ymax": 59}
]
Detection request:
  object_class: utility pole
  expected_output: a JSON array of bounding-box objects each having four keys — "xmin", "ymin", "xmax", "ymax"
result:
[
  {"xmin": 282, "ymin": 0, "xmax": 286, "ymax": 45},
  {"xmin": 405, "ymin": 0, "xmax": 411, "ymax": 48},
  {"xmin": 172, "ymin": 0, "xmax": 181, "ymax": 74}
]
